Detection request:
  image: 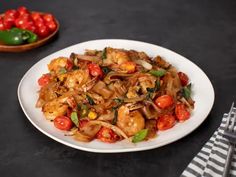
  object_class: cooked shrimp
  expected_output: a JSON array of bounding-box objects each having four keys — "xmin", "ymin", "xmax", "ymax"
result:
[
  {"xmin": 104, "ymin": 47, "xmax": 130, "ymax": 65},
  {"xmin": 48, "ymin": 57, "xmax": 70, "ymax": 74},
  {"xmin": 64, "ymin": 69, "xmax": 90, "ymax": 90},
  {"xmin": 42, "ymin": 96, "xmax": 69, "ymax": 120},
  {"xmin": 117, "ymin": 105, "xmax": 145, "ymax": 137}
]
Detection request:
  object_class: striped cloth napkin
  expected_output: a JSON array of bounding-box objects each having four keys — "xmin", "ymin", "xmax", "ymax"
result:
[{"xmin": 181, "ymin": 107, "xmax": 236, "ymax": 177}]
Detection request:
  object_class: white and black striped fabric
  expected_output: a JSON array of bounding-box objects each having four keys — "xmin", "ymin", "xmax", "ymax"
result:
[{"xmin": 181, "ymin": 107, "xmax": 236, "ymax": 177}]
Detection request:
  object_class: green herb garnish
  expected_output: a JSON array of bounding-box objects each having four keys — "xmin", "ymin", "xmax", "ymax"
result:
[
  {"xmin": 102, "ymin": 47, "xmax": 107, "ymax": 60},
  {"xmin": 146, "ymin": 80, "xmax": 160, "ymax": 100},
  {"xmin": 102, "ymin": 66, "xmax": 111, "ymax": 74},
  {"xmin": 132, "ymin": 129, "xmax": 148, "ymax": 143},
  {"xmin": 183, "ymin": 83, "xmax": 192, "ymax": 99},
  {"xmin": 71, "ymin": 112, "xmax": 79, "ymax": 127},
  {"xmin": 86, "ymin": 95, "xmax": 95, "ymax": 105},
  {"xmin": 59, "ymin": 67, "xmax": 67, "ymax": 74},
  {"xmin": 112, "ymin": 110, "xmax": 118, "ymax": 125},
  {"xmin": 149, "ymin": 69, "xmax": 166, "ymax": 77}
]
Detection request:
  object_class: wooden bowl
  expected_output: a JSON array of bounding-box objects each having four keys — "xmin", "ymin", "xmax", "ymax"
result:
[{"xmin": 0, "ymin": 12, "xmax": 59, "ymax": 52}]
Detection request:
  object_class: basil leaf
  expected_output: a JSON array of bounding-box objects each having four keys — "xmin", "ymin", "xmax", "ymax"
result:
[
  {"xmin": 86, "ymin": 95, "xmax": 95, "ymax": 105},
  {"xmin": 71, "ymin": 112, "xmax": 79, "ymax": 127},
  {"xmin": 146, "ymin": 80, "xmax": 160, "ymax": 100},
  {"xmin": 183, "ymin": 83, "xmax": 191, "ymax": 99},
  {"xmin": 102, "ymin": 66, "xmax": 111, "ymax": 74},
  {"xmin": 102, "ymin": 47, "xmax": 107, "ymax": 60},
  {"xmin": 59, "ymin": 67, "xmax": 67, "ymax": 74},
  {"xmin": 132, "ymin": 129, "xmax": 148, "ymax": 143},
  {"xmin": 112, "ymin": 110, "xmax": 118, "ymax": 125},
  {"xmin": 149, "ymin": 69, "xmax": 166, "ymax": 77}
]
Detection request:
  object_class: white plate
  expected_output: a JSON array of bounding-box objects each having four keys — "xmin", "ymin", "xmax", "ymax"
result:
[{"xmin": 17, "ymin": 39, "xmax": 215, "ymax": 153}]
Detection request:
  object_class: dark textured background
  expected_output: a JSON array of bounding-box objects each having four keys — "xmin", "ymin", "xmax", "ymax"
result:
[{"xmin": 0, "ymin": 0, "xmax": 236, "ymax": 177}]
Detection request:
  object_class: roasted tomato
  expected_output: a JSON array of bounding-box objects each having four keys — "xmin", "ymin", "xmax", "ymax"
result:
[
  {"xmin": 88, "ymin": 63, "xmax": 103, "ymax": 77},
  {"xmin": 155, "ymin": 95, "xmax": 174, "ymax": 109},
  {"xmin": 175, "ymin": 103, "xmax": 190, "ymax": 121},
  {"xmin": 54, "ymin": 116, "xmax": 73, "ymax": 131},
  {"xmin": 65, "ymin": 59, "xmax": 73, "ymax": 71},
  {"xmin": 178, "ymin": 72, "xmax": 189, "ymax": 86},
  {"xmin": 96, "ymin": 127, "xmax": 119, "ymax": 143},
  {"xmin": 38, "ymin": 74, "xmax": 51, "ymax": 87},
  {"xmin": 157, "ymin": 114, "xmax": 175, "ymax": 131}
]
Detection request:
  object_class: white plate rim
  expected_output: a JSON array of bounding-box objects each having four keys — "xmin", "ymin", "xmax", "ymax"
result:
[{"xmin": 17, "ymin": 39, "xmax": 215, "ymax": 153}]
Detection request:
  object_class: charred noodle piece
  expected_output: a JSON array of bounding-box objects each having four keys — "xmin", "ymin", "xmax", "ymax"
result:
[
  {"xmin": 92, "ymin": 80, "xmax": 113, "ymax": 99},
  {"xmin": 88, "ymin": 120, "xmax": 129, "ymax": 140},
  {"xmin": 104, "ymin": 71, "xmax": 133, "ymax": 84}
]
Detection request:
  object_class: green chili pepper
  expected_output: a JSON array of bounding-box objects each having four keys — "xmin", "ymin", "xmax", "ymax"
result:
[
  {"xmin": 149, "ymin": 69, "xmax": 166, "ymax": 77},
  {"xmin": 0, "ymin": 28, "xmax": 38, "ymax": 45},
  {"xmin": 71, "ymin": 112, "xmax": 79, "ymax": 127}
]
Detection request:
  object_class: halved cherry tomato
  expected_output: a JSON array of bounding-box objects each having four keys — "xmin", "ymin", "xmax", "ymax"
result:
[
  {"xmin": 96, "ymin": 127, "xmax": 119, "ymax": 143},
  {"xmin": 54, "ymin": 116, "xmax": 73, "ymax": 131},
  {"xmin": 17, "ymin": 6, "xmax": 29, "ymax": 16},
  {"xmin": 120, "ymin": 61, "xmax": 136, "ymax": 73},
  {"xmin": 38, "ymin": 74, "xmax": 51, "ymax": 86},
  {"xmin": 155, "ymin": 95, "xmax": 174, "ymax": 109},
  {"xmin": 43, "ymin": 13, "xmax": 54, "ymax": 22},
  {"xmin": 175, "ymin": 103, "xmax": 190, "ymax": 121},
  {"xmin": 157, "ymin": 114, "xmax": 175, "ymax": 130},
  {"xmin": 66, "ymin": 59, "xmax": 73, "ymax": 71},
  {"xmin": 88, "ymin": 63, "xmax": 103, "ymax": 77},
  {"xmin": 178, "ymin": 72, "xmax": 189, "ymax": 86}
]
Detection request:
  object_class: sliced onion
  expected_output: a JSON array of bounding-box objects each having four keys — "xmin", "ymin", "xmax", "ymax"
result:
[{"xmin": 134, "ymin": 59, "xmax": 152, "ymax": 70}]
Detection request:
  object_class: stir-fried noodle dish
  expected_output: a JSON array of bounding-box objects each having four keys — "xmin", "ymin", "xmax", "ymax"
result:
[{"xmin": 36, "ymin": 47, "xmax": 194, "ymax": 143}]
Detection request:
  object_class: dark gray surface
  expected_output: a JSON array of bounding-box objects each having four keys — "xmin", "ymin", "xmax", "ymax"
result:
[{"xmin": 0, "ymin": 0, "xmax": 236, "ymax": 177}]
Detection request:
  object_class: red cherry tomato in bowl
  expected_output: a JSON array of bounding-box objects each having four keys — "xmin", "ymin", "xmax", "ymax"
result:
[
  {"xmin": 157, "ymin": 114, "xmax": 175, "ymax": 131},
  {"xmin": 43, "ymin": 13, "xmax": 54, "ymax": 22},
  {"xmin": 54, "ymin": 116, "xmax": 73, "ymax": 131},
  {"xmin": 155, "ymin": 95, "xmax": 174, "ymax": 109},
  {"xmin": 46, "ymin": 21, "xmax": 57, "ymax": 32},
  {"xmin": 17, "ymin": 6, "xmax": 29, "ymax": 16},
  {"xmin": 37, "ymin": 25, "xmax": 50, "ymax": 37},
  {"xmin": 5, "ymin": 9, "xmax": 19, "ymax": 19}
]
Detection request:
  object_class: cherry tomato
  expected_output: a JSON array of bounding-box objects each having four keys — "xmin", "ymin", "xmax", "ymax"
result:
[
  {"xmin": 155, "ymin": 95, "xmax": 174, "ymax": 109},
  {"xmin": 17, "ymin": 6, "xmax": 29, "ymax": 16},
  {"xmin": 34, "ymin": 18, "xmax": 45, "ymax": 28},
  {"xmin": 0, "ymin": 17, "xmax": 5, "ymax": 30},
  {"xmin": 3, "ymin": 16, "xmax": 15, "ymax": 29},
  {"xmin": 15, "ymin": 15, "xmax": 31, "ymax": 28},
  {"xmin": 5, "ymin": 9, "xmax": 19, "ymax": 19},
  {"xmin": 38, "ymin": 74, "xmax": 51, "ymax": 86},
  {"xmin": 178, "ymin": 72, "xmax": 189, "ymax": 86},
  {"xmin": 157, "ymin": 114, "xmax": 176, "ymax": 131},
  {"xmin": 96, "ymin": 127, "xmax": 119, "ymax": 143},
  {"xmin": 45, "ymin": 20, "xmax": 57, "ymax": 32},
  {"xmin": 66, "ymin": 59, "xmax": 73, "ymax": 71},
  {"xmin": 120, "ymin": 61, "xmax": 136, "ymax": 73},
  {"xmin": 43, "ymin": 13, "xmax": 54, "ymax": 22},
  {"xmin": 31, "ymin": 12, "xmax": 42, "ymax": 21},
  {"xmin": 37, "ymin": 25, "xmax": 50, "ymax": 37},
  {"xmin": 88, "ymin": 63, "xmax": 103, "ymax": 77},
  {"xmin": 54, "ymin": 116, "xmax": 73, "ymax": 131},
  {"xmin": 175, "ymin": 103, "xmax": 190, "ymax": 121}
]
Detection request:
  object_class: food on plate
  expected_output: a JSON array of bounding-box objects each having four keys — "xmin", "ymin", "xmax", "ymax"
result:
[
  {"xmin": 36, "ymin": 47, "xmax": 195, "ymax": 143},
  {"xmin": 0, "ymin": 6, "xmax": 57, "ymax": 45}
]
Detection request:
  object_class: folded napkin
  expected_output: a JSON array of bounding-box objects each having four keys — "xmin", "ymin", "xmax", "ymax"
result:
[{"xmin": 181, "ymin": 107, "xmax": 236, "ymax": 177}]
